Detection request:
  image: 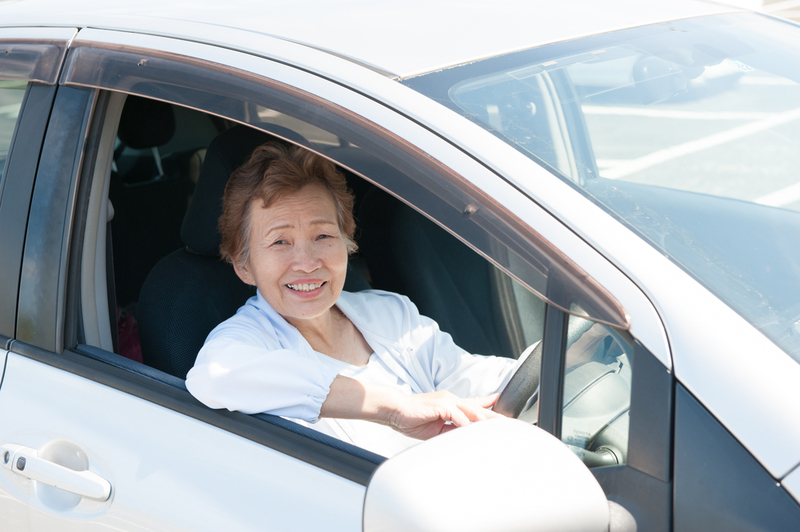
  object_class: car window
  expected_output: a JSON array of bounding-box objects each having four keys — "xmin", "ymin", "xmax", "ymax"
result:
[
  {"xmin": 0, "ymin": 81, "xmax": 27, "ymax": 180},
  {"xmin": 102, "ymin": 98, "xmax": 548, "ymax": 362},
  {"xmin": 61, "ymin": 41, "xmax": 627, "ymax": 331},
  {"xmin": 74, "ymin": 91, "xmax": 550, "ymax": 449},
  {"xmin": 561, "ymin": 313, "xmax": 632, "ymax": 468},
  {"xmin": 55, "ymin": 44, "xmax": 572, "ymax": 371},
  {"xmin": 111, "ymin": 97, "xmax": 222, "ymax": 319},
  {"xmin": 404, "ymin": 12, "xmax": 800, "ymax": 366},
  {"xmin": 253, "ymin": 104, "xmax": 342, "ymax": 147}
]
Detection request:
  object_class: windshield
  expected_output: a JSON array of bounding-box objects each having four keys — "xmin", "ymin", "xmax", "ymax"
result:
[{"xmin": 404, "ymin": 13, "xmax": 800, "ymax": 364}]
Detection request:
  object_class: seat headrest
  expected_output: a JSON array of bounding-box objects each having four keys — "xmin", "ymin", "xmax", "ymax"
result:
[
  {"xmin": 118, "ymin": 95, "xmax": 176, "ymax": 149},
  {"xmin": 180, "ymin": 124, "xmax": 309, "ymax": 255}
]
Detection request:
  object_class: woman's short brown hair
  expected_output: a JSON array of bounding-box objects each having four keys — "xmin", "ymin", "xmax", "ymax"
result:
[{"xmin": 219, "ymin": 141, "xmax": 357, "ymax": 267}]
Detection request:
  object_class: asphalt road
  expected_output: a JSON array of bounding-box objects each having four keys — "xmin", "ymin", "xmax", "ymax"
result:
[{"xmin": 585, "ymin": 62, "xmax": 800, "ymax": 211}]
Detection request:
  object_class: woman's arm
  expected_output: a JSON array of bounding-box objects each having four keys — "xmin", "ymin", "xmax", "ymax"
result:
[
  {"xmin": 187, "ymin": 338, "xmax": 341, "ymax": 422},
  {"xmin": 320, "ymin": 375, "xmax": 502, "ymax": 440}
]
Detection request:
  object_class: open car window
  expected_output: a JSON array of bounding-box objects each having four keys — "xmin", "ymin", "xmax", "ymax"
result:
[
  {"xmin": 72, "ymin": 89, "xmax": 555, "ymax": 463},
  {"xmin": 79, "ymin": 91, "xmax": 552, "ymax": 364}
]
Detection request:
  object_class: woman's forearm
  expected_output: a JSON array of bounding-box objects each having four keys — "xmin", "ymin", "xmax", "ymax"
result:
[
  {"xmin": 319, "ymin": 375, "xmax": 401, "ymax": 425},
  {"xmin": 319, "ymin": 375, "xmax": 502, "ymax": 440}
]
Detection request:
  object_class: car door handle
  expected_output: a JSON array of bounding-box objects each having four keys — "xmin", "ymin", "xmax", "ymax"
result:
[{"xmin": 1, "ymin": 444, "xmax": 111, "ymax": 501}]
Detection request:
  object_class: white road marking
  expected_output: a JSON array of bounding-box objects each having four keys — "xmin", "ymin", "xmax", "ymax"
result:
[
  {"xmin": 600, "ymin": 106, "xmax": 800, "ymax": 180},
  {"xmin": 583, "ymin": 106, "xmax": 775, "ymax": 120},
  {"xmin": 739, "ymin": 77, "xmax": 798, "ymax": 85},
  {"xmin": 755, "ymin": 181, "xmax": 800, "ymax": 207},
  {"xmin": 596, "ymin": 159, "xmax": 629, "ymax": 169}
]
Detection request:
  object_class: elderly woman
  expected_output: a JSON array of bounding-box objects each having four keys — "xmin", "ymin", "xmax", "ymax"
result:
[{"xmin": 186, "ymin": 141, "xmax": 521, "ymax": 456}]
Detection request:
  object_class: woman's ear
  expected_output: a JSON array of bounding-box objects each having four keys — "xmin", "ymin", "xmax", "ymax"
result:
[{"xmin": 233, "ymin": 261, "xmax": 256, "ymax": 286}]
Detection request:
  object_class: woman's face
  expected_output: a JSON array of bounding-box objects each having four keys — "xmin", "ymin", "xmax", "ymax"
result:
[{"xmin": 233, "ymin": 184, "xmax": 348, "ymax": 327}]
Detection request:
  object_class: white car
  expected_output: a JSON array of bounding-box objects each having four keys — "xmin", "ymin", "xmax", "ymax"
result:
[{"xmin": 0, "ymin": 0, "xmax": 798, "ymax": 530}]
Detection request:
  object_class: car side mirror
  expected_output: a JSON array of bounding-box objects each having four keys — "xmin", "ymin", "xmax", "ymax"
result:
[{"xmin": 363, "ymin": 418, "xmax": 609, "ymax": 532}]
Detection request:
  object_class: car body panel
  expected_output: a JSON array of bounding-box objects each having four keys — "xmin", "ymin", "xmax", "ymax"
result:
[
  {"xmin": 0, "ymin": 0, "xmax": 736, "ymax": 79},
  {"xmin": 0, "ymin": 27, "xmax": 75, "ymax": 39},
  {"xmin": 0, "ymin": 352, "xmax": 364, "ymax": 530},
  {"xmin": 673, "ymin": 384, "xmax": 800, "ymax": 529}
]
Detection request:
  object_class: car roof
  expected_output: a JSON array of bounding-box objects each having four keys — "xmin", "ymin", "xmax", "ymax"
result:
[{"xmin": 0, "ymin": 0, "xmax": 738, "ymax": 78}]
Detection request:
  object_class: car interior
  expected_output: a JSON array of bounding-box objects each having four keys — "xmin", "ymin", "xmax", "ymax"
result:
[
  {"xmin": 72, "ymin": 93, "xmax": 548, "ymax": 452},
  {"xmin": 105, "ymin": 94, "xmax": 545, "ymax": 369}
]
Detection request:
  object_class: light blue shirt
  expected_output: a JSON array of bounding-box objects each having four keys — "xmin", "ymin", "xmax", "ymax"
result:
[{"xmin": 186, "ymin": 289, "xmax": 519, "ymax": 424}]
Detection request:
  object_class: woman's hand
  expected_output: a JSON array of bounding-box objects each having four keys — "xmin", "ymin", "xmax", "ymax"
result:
[
  {"xmin": 320, "ymin": 375, "xmax": 503, "ymax": 440},
  {"xmin": 385, "ymin": 391, "xmax": 502, "ymax": 440}
]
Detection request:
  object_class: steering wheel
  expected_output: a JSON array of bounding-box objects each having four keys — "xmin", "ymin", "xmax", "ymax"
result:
[{"xmin": 494, "ymin": 316, "xmax": 595, "ymax": 418}]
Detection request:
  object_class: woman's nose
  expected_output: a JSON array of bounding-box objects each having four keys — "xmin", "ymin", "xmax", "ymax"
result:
[{"xmin": 290, "ymin": 240, "xmax": 322, "ymax": 271}]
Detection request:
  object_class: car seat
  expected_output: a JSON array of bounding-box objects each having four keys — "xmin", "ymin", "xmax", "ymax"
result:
[
  {"xmin": 110, "ymin": 96, "xmax": 194, "ymax": 308},
  {"xmin": 137, "ymin": 124, "xmax": 369, "ymax": 379},
  {"xmin": 358, "ymin": 187, "xmax": 541, "ymax": 359}
]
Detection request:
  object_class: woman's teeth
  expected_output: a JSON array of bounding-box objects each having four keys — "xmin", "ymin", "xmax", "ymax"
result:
[{"xmin": 286, "ymin": 282, "xmax": 324, "ymax": 292}]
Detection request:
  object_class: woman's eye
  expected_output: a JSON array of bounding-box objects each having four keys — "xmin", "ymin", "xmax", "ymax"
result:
[
  {"xmin": 272, "ymin": 239, "xmax": 288, "ymax": 246},
  {"xmin": 316, "ymin": 234, "xmax": 332, "ymax": 240}
]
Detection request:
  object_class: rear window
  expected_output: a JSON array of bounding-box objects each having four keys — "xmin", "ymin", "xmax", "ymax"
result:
[{"xmin": 0, "ymin": 81, "xmax": 26, "ymax": 179}]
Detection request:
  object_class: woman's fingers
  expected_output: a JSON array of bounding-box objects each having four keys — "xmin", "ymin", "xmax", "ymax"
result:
[
  {"xmin": 476, "ymin": 393, "xmax": 500, "ymax": 409},
  {"xmin": 389, "ymin": 391, "xmax": 507, "ymax": 439},
  {"xmin": 458, "ymin": 395, "xmax": 503, "ymax": 421},
  {"xmin": 444, "ymin": 404, "xmax": 473, "ymax": 427},
  {"xmin": 447, "ymin": 395, "xmax": 502, "ymax": 426}
]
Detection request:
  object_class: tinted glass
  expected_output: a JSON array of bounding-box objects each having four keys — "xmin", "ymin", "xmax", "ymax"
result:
[
  {"xmin": 0, "ymin": 81, "xmax": 26, "ymax": 181},
  {"xmin": 561, "ymin": 314, "xmax": 631, "ymax": 468}
]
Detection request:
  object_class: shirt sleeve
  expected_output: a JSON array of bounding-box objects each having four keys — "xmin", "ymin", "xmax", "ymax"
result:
[
  {"xmin": 397, "ymin": 295, "xmax": 520, "ymax": 398},
  {"xmin": 186, "ymin": 333, "xmax": 340, "ymax": 423},
  {"xmin": 427, "ymin": 322, "xmax": 520, "ymax": 397}
]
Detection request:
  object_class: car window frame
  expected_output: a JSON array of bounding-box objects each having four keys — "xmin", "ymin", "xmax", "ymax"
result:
[
  {"xmin": 536, "ymin": 302, "xmax": 674, "ymax": 530},
  {"xmin": 0, "ymin": 28, "xmax": 74, "ymax": 341}
]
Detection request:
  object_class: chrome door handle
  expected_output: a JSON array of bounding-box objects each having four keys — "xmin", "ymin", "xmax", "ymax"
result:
[{"xmin": 1, "ymin": 444, "xmax": 111, "ymax": 501}]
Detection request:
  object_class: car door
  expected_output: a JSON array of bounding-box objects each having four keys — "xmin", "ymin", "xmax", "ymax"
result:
[
  {"xmin": 0, "ymin": 30, "xmax": 368, "ymax": 532},
  {"xmin": 0, "ymin": 24, "xmax": 675, "ymax": 531}
]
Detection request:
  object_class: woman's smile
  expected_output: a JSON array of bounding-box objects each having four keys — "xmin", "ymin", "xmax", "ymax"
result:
[
  {"xmin": 286, "ymin": 281, "xmax": 326, "ymax": 292},
  {"xmin": 284, "ymin": 279, "xmax": 329, "ymax": 298}
]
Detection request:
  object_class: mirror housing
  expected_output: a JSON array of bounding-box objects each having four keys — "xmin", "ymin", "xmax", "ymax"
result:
[{"xmin": 363, "ymin": 418, "xmax": 609, "ymax": 532}]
